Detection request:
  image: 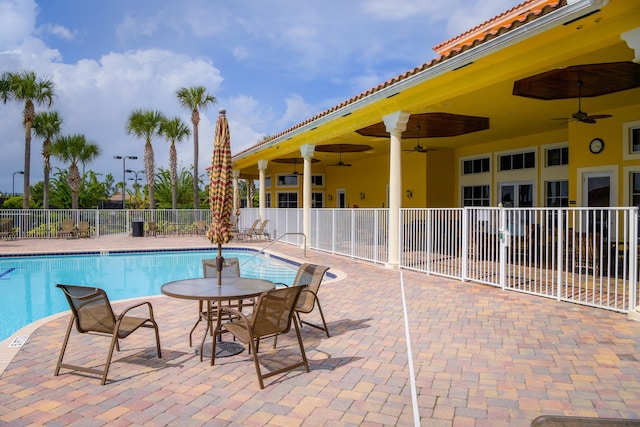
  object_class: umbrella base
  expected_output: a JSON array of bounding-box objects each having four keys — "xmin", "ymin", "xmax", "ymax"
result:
[{"xmin": 196, "ymin": 341, "xmax": 244, "ymax": 358}]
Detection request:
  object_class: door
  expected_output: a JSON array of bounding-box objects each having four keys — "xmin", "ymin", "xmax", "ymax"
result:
[
  {"xmin": 337, "ymin": 189, "xmax": 346, "ymax": 208},
  {"xmin": 583, "ymin": 171, "xmax": 613, "ymax": 232}
]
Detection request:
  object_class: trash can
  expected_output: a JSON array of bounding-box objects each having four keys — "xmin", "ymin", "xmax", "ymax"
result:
[{"xmin": 132, "ymin": 221, "xmax": 144, "ymax": 237}]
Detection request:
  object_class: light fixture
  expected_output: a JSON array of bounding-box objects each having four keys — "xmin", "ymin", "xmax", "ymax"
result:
[
  {"xmin": 12, "ymin": 171, "xmax": 24, "ymax": 195},
  {"xmin": 359, "ymin": 192, "xmax": 365, "ymax": 200},
  {"xmin": 327, "ymin": 194, "xmax": 333, "ymax": 201},
  {"xmin": 114, "ymin": 155, "xmax": 138, "ymax": 208},
  {"xmin": 406, "ymin": 189, "xmax": 413, "ymax": 198}
]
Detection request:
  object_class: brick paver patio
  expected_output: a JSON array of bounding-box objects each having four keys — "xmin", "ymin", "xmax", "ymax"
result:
[{"xmin": 0, "ymin": 236, "xmax": 639, "ymax": 426}]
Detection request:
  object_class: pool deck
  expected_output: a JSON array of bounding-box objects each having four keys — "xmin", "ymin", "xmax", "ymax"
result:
[{"xmin": 1, "ymin": 235, "xmax": 639, "ymax": 426}]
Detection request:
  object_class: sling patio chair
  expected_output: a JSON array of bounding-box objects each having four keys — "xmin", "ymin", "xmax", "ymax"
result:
[
  {"xmin": 251, "ymin": 219, "xmax": 270, "ymax": 241},
  {"xmin": 54, "ymin": 284, "xmax": 162, "ymax": 385},
  {"xmin": 75, "ymin": 221, "xmax": 91, "ymax": 238},
  {"xmin": 274, "ymin": 263, "xmax": 330, "ymax": 347},
  {"xmin": 188, "ymin": 257, "xmax": 241, "ymax": 346},
  {"xmin": 236, "ymin": 219, "xmax": 260, "ymax": 241},
  {"xmin": 0, "ymin": 218, "xmax": 17, "ymax": 240},
  {"xmin": 214, "ymin": 285, "xmax": 309, "ymax": 389},
  {"xmin": 57, "ymin": 218, "xmax": 76, "ymax": 238}
]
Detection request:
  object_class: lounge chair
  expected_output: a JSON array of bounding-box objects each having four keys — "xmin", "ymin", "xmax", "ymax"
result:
[
  {"xmin": 0, "ymin": 218, "xmax": 17, "ymax": 240},
  {"xmin": 54, "ymin": 284, "xmax": 162, "ymax": 385},
  {"xmin": 188, "ymin": 258, "xmax": 241, "ymax": 346},
  {"xmin": 275, "ymin": 263, "xmax": 330, "ymax": 347},
  {"xmin": 57, "ymin": 219, "xmax": 76, "ymax": 238},
  {"xmin": 195, "ymin": 220, "xmax": 208, "ymax": 236},
  {"xmin": 252, "ymin": 219, "xmax": 270, "ymax": 241},
  {"xmin": 236, "ymin": 219, "xmax": 260, "ymax": 240},
  {"xmin": 215, "ymin": 286, "xmax": 309, "ymax": 389}
]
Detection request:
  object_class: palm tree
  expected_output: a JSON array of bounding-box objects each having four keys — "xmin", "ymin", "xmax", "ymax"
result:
[
  {"xmin": 176, "ymin": 86, "xmax": 216, "ymax": 209},
  {"xmin": 2, "ymin": 70, "xmax": 55, "ymax": 208},
  {"xmin": 51, "ymin": 134, "xmax": 101, "ymax": 209},
  {"xmin": 32, "ymin": 110, "xmax": 63, "ymax": 209},
  {"xmin": 126, "ymin": 109, "xmax": 164, "ymax": 209},
  {"xmin": 159, "ymin": 116, "xmax": 191, "ymax": 209}
]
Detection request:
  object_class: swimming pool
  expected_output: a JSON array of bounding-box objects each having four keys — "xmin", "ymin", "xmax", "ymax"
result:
[{"xmin": 0, "ymin": 249, "xmax": 299, "ymax": 342}]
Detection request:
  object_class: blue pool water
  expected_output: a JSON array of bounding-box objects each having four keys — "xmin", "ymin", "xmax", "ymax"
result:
[{"xmin": 0, "ymin": 249, "xmax": 299, "ymax": 342}]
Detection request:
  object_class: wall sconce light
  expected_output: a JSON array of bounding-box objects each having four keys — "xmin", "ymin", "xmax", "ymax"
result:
[
  {"xmin": 406, "ymin": 189, "xmax": 413, "ymax": 198},
  {"xmin": 327, "ymin": 194, "xmax": 333, "ymax": 201},
  {"xmin": 359, "ymin": 192, "xmax": 365, "ymax": 200}
]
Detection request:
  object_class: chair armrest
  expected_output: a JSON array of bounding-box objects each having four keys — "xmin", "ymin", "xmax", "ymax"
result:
[
  {"xmin": 117, "ymin": 301, "xmax": 155, "ymax": 321},
  {"xmin": 219, "ymin": 306, "xmax": 251, "ymax": 324}
]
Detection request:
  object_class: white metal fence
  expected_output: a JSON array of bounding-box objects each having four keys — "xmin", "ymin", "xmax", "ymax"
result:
[{"xmin": 1, "ymin": 206, "xmax": 638, "ymax": 313}]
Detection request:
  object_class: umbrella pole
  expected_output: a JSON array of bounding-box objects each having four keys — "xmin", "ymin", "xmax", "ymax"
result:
[{"xmin": 216, "ymin": 243, "xmax": 224, "ymax": 286}]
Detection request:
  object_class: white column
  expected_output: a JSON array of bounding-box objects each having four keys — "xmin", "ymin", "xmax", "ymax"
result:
[
  {"xmin": 383, "ymin": 111, "xmax": 411, "ymax": 269},
  {"xmin": 300, "ymin": 144, "xmax": 316, "ymax": 250},
  {"xmin": 257, "ymin": 160, "xmax": 268, "ymax": 221}
]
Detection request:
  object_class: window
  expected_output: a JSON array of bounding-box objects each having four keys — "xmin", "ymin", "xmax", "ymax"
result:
[
  {"xmin": 277, "ymin": 192, "xmax": 298, "ymax": 208},
  {"xmin": 632, "ymin": 128, "xmax": 640, "ymax": 153},
  {"xmin": 311, "ymin": 175, "xmax": 324, "ymax": 186},
  {"xmin": 264, "ymin": 192, "xmax": 271, "ymax": 208},
  {"xmin": 499, "ymin": 183, "xmax": 533, "ymax": 207},
  {"xmin": 276, "ymin": 174, "xmax": 298, "ymax": 187},
  {"xmin": 462, "ymin": 185, "xmax": 490, "ymax": 206},
  {"xmin": 546, "ymin": 180, "xmax": 568, "ymax": 207},
  {"xmin": 312, "ymin": 192, "xmax": 323, "ymax": 208},
  {"xmin": 462, "ymin": 157, "xmax": 490, "ymax": 175},
  {"xmin": 546, "ymin": 147, "xmax": 568, "ymax": 166},
  {"xmin": 632, "ymin": 172, "xmax": 640, "ymax": 207},
  {"xmin": 264, "ymin": 176, "xmax": 271, "ymax": 188},
  {"xmin": 499, "ymin": 152, "xmax": 535, "ymax": 171}
]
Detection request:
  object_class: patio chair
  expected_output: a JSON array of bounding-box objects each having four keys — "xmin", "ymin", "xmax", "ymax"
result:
[
  {"xmin": 195, "ymin": 220, "xmax": 208, "ymax": 236},
  {"xmin": 188, "ymin": 257, "xmax": 241, "ymax": 346},
  {"xmin": 57, "ymin": 219, "xmax": 76, "ymax": 238},
  {"xmin": 215, "ymin": 285, "xmax": 309, "ymax": 389},
  {"xmin": 0, "ymin": 218, "xmax": 17, "ymax": 240},
  {"xmin": 146, "ymin": 221, "xmax": 163, "ymax": 237},
  {"xmin": 252, "ymin": 219, "xmax": 270, "ymax": 241},
  {"xmin": 75, "ymin": 221, "xmax": 91, "ymax": 238},
  {"xmin": 275, "ymin": 263, "xmax": 330, "ymax": 347},
  {"xmin": 236, "ymin": 219, "xmax": 260, "ymax": 240},
  {"xmin": 54, "ymin": 284, "xmax": 162, "ymax": 385}
]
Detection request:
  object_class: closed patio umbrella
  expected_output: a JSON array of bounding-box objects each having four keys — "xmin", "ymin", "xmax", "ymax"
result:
[{"xmin": 206, "ymin": 108, "xmax": 234, "ymax": 285}]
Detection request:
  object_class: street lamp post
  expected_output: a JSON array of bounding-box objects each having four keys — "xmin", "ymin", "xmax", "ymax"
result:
[
  {"xmin": 126, "ymin": 169, "xmax": 145, "ymax": 186},
  {"xmin": 114, "ymin": 155, "xmax": 137, "ymax": 208},
  {"xmin": 12, "ymin": 171, "xmax": 24, "ymax": 196}
]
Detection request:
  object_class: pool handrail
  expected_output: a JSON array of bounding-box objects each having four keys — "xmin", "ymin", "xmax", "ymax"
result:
[{"xmin": 240, "ymin": 232, "xmax": 307, "ymax": 267}]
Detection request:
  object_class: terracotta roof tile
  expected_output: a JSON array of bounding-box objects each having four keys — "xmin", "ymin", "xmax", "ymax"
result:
[{"xmin": 235, "ymin": 0, "xmax": 566, "ymax": 158}]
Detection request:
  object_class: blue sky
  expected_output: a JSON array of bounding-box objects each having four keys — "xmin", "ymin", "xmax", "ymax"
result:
[{"xmin": 0, "ymin": 0, "xmax": 519, "ymax": 195}]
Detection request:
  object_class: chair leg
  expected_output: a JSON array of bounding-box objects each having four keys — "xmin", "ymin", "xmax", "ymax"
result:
[
  {"xmin": 247, "ymin": 336, "xmax": 265, "ymax": 389},
  {"xmin": 297, "ymin": 300, "xmax": 330, "ymax": 338},
  {"xmin": 54, "ymin": 316, "xmax": 75, "ymax": 376},
  {"xmin": 101, "ymin": 332, "xmax": 120, "ymax": 385},
  {"xmin": 292, "ymin": 316, "xmax": 310, "ymax": 373}
]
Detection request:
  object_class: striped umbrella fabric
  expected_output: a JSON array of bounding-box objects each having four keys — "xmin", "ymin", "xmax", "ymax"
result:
[{"xmin": 206, "ymin": 109, "xmax": 234, "ymax": 247}]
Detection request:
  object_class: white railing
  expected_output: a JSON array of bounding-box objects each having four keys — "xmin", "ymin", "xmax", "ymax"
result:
[{"xmin": 1, "ymin": 206, "xmax": 638, "ymax": 314}]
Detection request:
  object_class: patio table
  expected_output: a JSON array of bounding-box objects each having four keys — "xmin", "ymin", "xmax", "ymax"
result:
[{"xmin": 161, "ymin": 277, "xmax": 274, "ymax": 361}]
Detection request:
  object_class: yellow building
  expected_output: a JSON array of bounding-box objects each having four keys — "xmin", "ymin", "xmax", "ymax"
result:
[{"xmin": 232, "ymin": 0, "xmax": 640, "ymax": 212}]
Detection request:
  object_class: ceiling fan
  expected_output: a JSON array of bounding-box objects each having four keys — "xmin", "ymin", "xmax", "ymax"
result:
[
  {"xmin": 403, "ymin": 125, "xmax": 437, "ymax": 153},
  {"xmin": 329, "ymin": 147, "xmax": 352, "ymax": 167},
  {"xmin": 554, "ymin": 80, "xmax": 612, "ymax": 124},
  {"xmin": 291, "ymin": 159, "xmax": 302, "ymax": 175}
]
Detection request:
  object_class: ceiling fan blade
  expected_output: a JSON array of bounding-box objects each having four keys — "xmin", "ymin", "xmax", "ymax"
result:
[
  {"xmin": 587, "ymin": 114, "xmax": 612, "ymax": 120},
  {"xmin": 581, "ymin": 117, "xmax": 597, "ymax": 124}
]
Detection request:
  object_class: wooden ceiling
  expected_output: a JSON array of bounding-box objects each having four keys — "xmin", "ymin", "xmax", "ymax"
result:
[
  {"xmin": 513, "ymin": 61, "xmax": 640, "ymax": 99},
  {"xmin": 355, "ymin": 113, "xmax": 490, "ymax": 138}
]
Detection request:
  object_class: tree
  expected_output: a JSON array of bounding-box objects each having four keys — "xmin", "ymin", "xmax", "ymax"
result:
[
  {"xmin": 126, "ymin": 109, "xmax": 164, "ymax": 209},
  {"xmin": 32, "ymin": 110, "xmax": 63, "ymax": 209},
  {"xmin": 1, "ymin": 70, "xmax": 55, "ymax": 209},
  {"xmin": 176, "ymin": 86, "xmax": 216, "ymax": 210},
  {"xmin": 153, "ymin": 167, "xmax": 197, "ymax": 209},
  {"xmin": 51, "ymin": 134, "xmax": 101, "ymax": 209},
  {"xmin": 159, "ymin": 116, "xmax": 191, "ymax": 209}
]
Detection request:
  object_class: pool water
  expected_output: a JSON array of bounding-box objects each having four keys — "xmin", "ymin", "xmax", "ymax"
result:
[{"xmin": 0, "ymin": 249, "xmax": 298, "ymax": 342}]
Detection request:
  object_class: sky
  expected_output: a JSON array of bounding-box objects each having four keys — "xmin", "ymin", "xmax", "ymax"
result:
[{"xmin": 0, "ymin": 0, "xmax": 520, "ymax": 195}]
